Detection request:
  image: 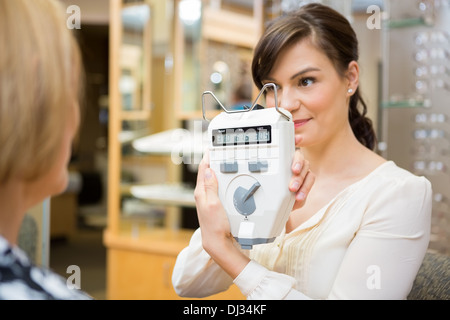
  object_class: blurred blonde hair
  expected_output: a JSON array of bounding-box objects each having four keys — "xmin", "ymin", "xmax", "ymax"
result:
[{"xmin": 0, "ymin": 0, "xmax": 82, "ymax": 183}]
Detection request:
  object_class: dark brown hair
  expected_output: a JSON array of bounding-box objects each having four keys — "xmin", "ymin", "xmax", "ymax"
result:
[{"xmin": 252, "ymin": 3, "xmax": 376, "ymax": 150}]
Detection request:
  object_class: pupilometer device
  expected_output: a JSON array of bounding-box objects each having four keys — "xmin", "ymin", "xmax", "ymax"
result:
[{"xmin": 202, "ymin": 83, "xmax": 296, "ymax": 249}]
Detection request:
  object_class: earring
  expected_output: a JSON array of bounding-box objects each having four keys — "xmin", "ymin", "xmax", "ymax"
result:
[{"xmin": 347, "ymin": 88, "xmax": 353, "ymax": 94}]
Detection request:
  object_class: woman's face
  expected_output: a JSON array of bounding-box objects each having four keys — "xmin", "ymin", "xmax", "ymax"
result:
[
  {"xmin": 26, "ymin": 103, "xmax": 80, "ymax": 207},
  {"xmin": 262, "ymin": 39, "xmax": 356, "ymax": 148}
]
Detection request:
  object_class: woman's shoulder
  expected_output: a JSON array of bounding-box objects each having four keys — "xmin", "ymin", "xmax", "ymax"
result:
[
  {"xmin": 357, "ymin": 160, "xmax": 432, "ymax": 234},
  {"xmin": 0, "ymin": 235, "xmax": 92, "ymax": 300},
  {"xmin": 374, "ymin": 160, "xmax": 429, "ymax": 182},
  {"xmin": 365, "ymin": 160, "xmax": 432, "ymax": 197}
]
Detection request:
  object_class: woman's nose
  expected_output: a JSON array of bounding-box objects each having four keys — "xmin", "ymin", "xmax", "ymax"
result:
[{"xmin": 279, "ymin": 89, "xmax": 301, "ymax": 113}]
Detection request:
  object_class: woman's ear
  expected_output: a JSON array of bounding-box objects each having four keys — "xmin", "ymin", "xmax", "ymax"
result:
[{"xmin": 346, "ymin": 61, "xmax": 359, "ymax": 94}]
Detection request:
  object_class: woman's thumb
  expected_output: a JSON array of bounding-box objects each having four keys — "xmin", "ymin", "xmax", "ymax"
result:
[{"xmin": 203, "ymin": 168, "xmax": 218, "ymax": 195}]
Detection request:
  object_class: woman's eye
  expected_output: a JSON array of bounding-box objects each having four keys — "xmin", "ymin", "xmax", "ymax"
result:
[
  {"xmin": 264, "ymin": 83, "xmax": 280, "ymax": 92},
  {"xmin": 300, "ymin": 78, "xmax": 314, "ymax": 87}
]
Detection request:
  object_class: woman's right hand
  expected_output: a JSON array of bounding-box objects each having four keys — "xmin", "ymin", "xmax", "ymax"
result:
[{"xmin": 194, "ymin": 151, "xmax": 250, "ymax": 279}]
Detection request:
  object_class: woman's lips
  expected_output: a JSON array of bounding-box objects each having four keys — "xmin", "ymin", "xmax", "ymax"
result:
[{"xmin": 294, "ymin": 118, "xmax": 311, "ymax": 128}]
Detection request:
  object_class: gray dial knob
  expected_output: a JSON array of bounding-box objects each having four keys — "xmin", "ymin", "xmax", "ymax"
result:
[{"xmin": 233, "ymin": 182, "xmax": 261, "ymax": 216}]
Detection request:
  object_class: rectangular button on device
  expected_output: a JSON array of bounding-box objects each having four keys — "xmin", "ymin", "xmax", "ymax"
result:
[
  {"xmin": 220, "ymin": 161, "xmax": 239, "ymax": 173},
  {"xmin": 248, "ymin": 160, "xmax": 268, "ymax": 172}
]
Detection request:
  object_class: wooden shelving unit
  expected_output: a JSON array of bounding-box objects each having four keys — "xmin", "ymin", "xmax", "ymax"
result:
[{"xmin": 104, "ymin": 0, "xmax": 264, "ymax": 300}]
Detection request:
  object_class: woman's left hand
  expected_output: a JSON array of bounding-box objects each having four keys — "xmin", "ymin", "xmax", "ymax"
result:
[{"xmin": 288, "ymin": 149, "xmax": 315, "ymax": 205}]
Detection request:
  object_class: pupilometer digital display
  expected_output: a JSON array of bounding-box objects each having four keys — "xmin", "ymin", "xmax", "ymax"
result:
[{"xmin": 212, "ymin": 125, "xmax": 272, "ymax": 146}]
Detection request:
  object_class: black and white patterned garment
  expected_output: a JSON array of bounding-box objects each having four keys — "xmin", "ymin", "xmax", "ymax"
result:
[{"xmin": 0, "ymin": 235, "xmax": 92, "ymax": 300}]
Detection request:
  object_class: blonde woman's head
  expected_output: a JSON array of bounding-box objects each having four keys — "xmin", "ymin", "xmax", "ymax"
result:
[{"xmin": 0, "ymin": 0, "xmax": 82, "ymax": 185}]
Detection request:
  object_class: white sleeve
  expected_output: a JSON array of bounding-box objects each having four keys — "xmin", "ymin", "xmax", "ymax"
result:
[
  {"xmin": 172, "ymin": 227, "xmax": 310, "ymax": 300},
  {"xmin": 172, "ymin": 228, "xmax": 241, "ymax": 298},
  {"xmin": 233, "ymin": 260, "xmax": 312, "ymax": 300},
  {"xmin": 328, "ymin": 175, "xmax": 432, "ymax": 299}
]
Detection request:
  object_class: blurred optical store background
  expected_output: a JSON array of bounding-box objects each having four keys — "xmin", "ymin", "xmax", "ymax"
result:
[{"xmin": 20, "ymin": 0, "xmax": 449, "ymax": 300}]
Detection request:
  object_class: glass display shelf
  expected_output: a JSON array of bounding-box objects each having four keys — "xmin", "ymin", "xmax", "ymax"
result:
[
  {"xmin": 381, "ymin": 99, "xmax": 428, "ymax": 109},
  {"xmin": 385, "ymin": 17, "xmax": 429, "ymax": 29}
]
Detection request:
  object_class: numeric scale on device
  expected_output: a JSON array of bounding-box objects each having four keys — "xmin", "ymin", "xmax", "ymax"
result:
[{"xmin": 202, "ymin": 83, "xmax": 296, "ymax": 249}]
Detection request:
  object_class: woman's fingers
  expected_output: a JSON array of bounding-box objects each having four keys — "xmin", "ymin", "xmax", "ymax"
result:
[
  {"xmin": 289, "ymin": 150, "xmax": 309, "ymax": 191},
  {"xmin": 295, "ymin": 169, "xmax": 315, "ymax": 201},
  {"xmin": 289, "ymin": 149, "xmax": 315, "ymax": 203}
]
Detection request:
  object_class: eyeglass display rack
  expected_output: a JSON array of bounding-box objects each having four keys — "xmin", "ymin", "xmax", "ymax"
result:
[{"xmin": 380, "ymin": 0, "xmax": 450, "ymax": 255}]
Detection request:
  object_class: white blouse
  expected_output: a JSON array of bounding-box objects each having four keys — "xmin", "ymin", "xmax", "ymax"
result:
[{"xmin": 172, "ymin": 161, "xmax": 432, "ymax": 300}]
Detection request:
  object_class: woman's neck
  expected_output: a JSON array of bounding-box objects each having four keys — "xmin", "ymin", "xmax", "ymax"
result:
[
  {"xmin": 301, "ymin": 126, "xmax": 372, "ymax": 179},
  {"xmin": 0, "ymin": 180, "xmax": 28, "ymax": 245}
]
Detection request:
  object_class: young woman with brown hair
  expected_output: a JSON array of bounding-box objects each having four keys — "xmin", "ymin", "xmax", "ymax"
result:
[{"xmin": 172, "ymin": 3, "xmax": 432, "ymax": 299}]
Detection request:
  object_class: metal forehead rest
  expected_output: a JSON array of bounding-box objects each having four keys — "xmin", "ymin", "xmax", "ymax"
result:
[{"xmin": 201, "ymin": 83, "xmax": 289, "ymax": 121}]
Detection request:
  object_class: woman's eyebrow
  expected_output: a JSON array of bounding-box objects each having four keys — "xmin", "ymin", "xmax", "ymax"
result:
[
  {"xmin": 290, "ymin": 67, "xmax": 321, "ymax": 80},
  {"xmin": 264, "ymin": 67, "xmax": 321, "ymax": 83}
]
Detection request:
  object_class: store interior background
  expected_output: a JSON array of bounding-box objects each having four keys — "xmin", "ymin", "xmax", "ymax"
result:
[{"xmin": 18, "ymin": 0, "xmax": 449, "ymax": 300}]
